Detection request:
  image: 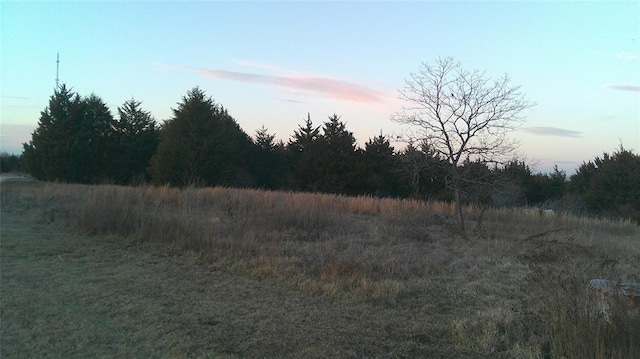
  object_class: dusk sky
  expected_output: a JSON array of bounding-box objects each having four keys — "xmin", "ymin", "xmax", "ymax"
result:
[{"xmin": 1, "ymin": 1, "xmax": 638, "ymax": 174}]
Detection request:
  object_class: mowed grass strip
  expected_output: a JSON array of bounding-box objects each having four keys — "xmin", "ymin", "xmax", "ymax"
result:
[{"xmin": 1, "ymin": 200, "xmax": 458, "ymax": 358}]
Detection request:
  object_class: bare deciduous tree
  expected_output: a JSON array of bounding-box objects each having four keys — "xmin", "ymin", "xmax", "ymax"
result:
[{"xmin": 392, "ymin": 57, "xmax": 534, "ymax": 233}]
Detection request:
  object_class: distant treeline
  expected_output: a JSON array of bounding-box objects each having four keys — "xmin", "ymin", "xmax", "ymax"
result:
[
  {"xmin": 11, "ymin": 85, "xmax": 639, "ymax": 222},
  {"xmin": 0, "ymin": 153, "xmax": 23, "ymax": 174}
]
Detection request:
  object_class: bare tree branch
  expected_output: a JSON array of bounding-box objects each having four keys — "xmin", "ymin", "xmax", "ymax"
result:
[{"xmin": 391, "ymin": 57, "xmax": 535, "ymax": 233}]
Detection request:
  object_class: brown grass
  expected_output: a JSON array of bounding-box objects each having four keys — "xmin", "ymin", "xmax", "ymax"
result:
[{"xmin": 2, "ymin": 181, "xmax": 639, "ymax": 358}]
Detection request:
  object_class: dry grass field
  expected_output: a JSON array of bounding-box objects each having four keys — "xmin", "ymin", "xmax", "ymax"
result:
[{"xmin": 2, "ymin": 181, "xmax": 638, "ymax": 358}]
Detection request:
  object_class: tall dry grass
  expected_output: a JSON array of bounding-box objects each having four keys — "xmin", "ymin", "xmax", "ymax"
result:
[{"xmin": 3, "ymin": 181, "xmax": 639, "ymax": 358}]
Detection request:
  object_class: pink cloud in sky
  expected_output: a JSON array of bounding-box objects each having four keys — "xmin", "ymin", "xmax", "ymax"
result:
[
  {"xmin": 605, "ymin": 84, "xmax": 640, "ymax": 92},
  {"xmin": 192, "ymin": 67, "xmax": 387, "ymax": 104},
  {"xmin": 234, "ymin": 60, "xmax": 292, "ymax": 74}
]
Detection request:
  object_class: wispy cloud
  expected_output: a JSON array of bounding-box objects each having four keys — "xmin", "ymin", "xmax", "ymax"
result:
[
  {"xmin": 522, "ymin": 126, "xmax": 582, "ymax": 138},
  {"xmin": 234, "ymin": 60, "xmax": 292, "ymax": 74},
  {"xmin": 549, "ymin": 159, "xmax": 579, "ymax": 165},
  {"xmin": 616, "ymin": 52, "xmax": 640, "ymax": 61},
  {"xmin": 0, "ymin": 96, "xmax": 30, "ymax": 100},
  {"xmin": 152, "ymin": 62, "xmax": 174, "ymax": 72},
  {"xmin": 281, "ymin": 98, "xmax": 305, "ymax": 104},
  {"xmin": 595, "ymin": 115, "xmax": 615, "ymax": 122},
  {"xmin": 605, "ymin": 84, "xmax": 640, "ymax": 92},
  {"xmin": 155, "ymin": 62, "xmax": 388, "ymax": 105},
  {"xmin": 191, "ymin": 66, "xmax": 387, "ymax": 104},
  {"xmin": 1, "ymin": 105, "xmax": 40, "ymax": 110},
  {"xmin": 0, "ymin": 95, "xmax": 39, "ymax": 110}
]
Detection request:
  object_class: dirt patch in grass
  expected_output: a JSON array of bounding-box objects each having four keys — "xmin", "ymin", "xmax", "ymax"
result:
[{"xmin": 1, "ymin": 198, "xmax": 466, "ymax": 358}]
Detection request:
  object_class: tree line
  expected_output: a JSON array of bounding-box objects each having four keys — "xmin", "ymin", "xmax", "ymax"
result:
[{"xmin": 12, "ymin": 84, "xmax": 640, "ymax": 223}]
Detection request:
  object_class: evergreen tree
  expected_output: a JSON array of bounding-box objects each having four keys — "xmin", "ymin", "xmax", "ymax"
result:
[
  {"xmin": 569, "ymin": 161, "xmax": 597, "ymax": 197},
  {"xmin": 363, "ymin": 133, "xmax": 399, "ymax": 197},
  {"xmin": 252, "ymin": 126, "xmax": 286, "ymax": 189},
  {"xmin": 417, "ymin": 141, "xmax": 448, "ymax": 199},
  {"xmin": 109, "ymin": 98, "xmax": 158, "ymax": 183},
  {"xmin": 493, "ymin": 160, "xmax": 533, "ymax": 207},
  {"xmin": 149, "ymin": 87, "xmax": 254, "ymax": 187},
  {"xmin": 286, "ymin": 114, "xmax": 361, "ymax": 193},
  {"xmin": 547, "ymin": 165, "xmax": 566, "ymax": 200},
  {"xmin": 0, "ymin": 153, "xmax": 23, "ymax": 173},
  {"xmin": 23, "ymin": 86, "xmax": 116, "ymax": 183},
  {"xmin": 24, "ymin": 85, "xmax": 82, "ymax": 181},
  {"xmin": 289, "ymin": 113, "xmax": 320, "ymax": 155},
  {"xmin": 314, "ymin": 114, "xmax": 360, "ymax": 194},
  {"xmin": 459, "ymin": 158, "xmax": 494, "ymax": 205},
  {"xmin": 288, "ymin": 113, "xmax": 323, "ymax": 191},
  {"xmin": 67, "ymin": 93, "xmax": 114, "ymax": 183},
  {"xmin": 569, "ymin": 145, "xmax": 640, "ymax": 220},
  {"xmin": 527, "ymin": 173, "xmax": 552, "ymax": 205},
  {"xmin": 255, "ymin": 125, "xmax": 276, "ymax": 151},
  {"xmin": 396, "ymin": 141, "xmax": 447, "ymax": 199},
  {"xmin": 397, "ymin": 142, "xmax": 425, "ymax": 198}
]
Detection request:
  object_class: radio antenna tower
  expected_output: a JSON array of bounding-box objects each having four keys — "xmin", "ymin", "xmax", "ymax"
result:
[{"xmin": 55, "ymin": 53, "xmax": 60, "ymax": 89}]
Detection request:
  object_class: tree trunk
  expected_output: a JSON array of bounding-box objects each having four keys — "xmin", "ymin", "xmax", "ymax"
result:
[
  {"xmin": 454, "ymin": 184, "xmax": 466, "ymax": 233},
  {"xmin": 451, "ymin": 166, "xmax": 466, "ymax": 235}
]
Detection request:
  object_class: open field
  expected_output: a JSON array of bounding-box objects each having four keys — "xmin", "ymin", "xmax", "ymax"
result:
[{"xmin": 1, "ymin": 181, "xmax": 639, "ymax": 358}]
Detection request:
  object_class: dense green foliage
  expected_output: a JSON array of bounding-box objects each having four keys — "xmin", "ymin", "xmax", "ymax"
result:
[
  {"xmin": 291, "ymin": 114, "xmax": 362, "ymax": 194},
  {"xmin": 149, "ymin": 88, "xmax": 254, "ymax": 187},
  {"xmin": 252, "ymin": 125, "xmax": 287, "ymax": 189},
  {"xmin": 23, "ymin": 85, "xmax": 158, "ymax": 184},
  {"xmin": 0, "ymin": 153, "xmax": 23, "ymax": 173},
  {"xmin": 109, "ymin": 99, "xmax": 159, "ymax": 184},
  {"xmin": 362, "ymin": 133, "xmax": 403, "ymax": 197},
  {"xmin": 568, "ymin": 145, "xmax": 640, "ymax": 221},
  {"xmin": 23, "ymin": 85, "xmax": 82, "ymax": 181},
  {"xmin": 20, "ymin": 85, "xmax": 640, "ymax": 222}
]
